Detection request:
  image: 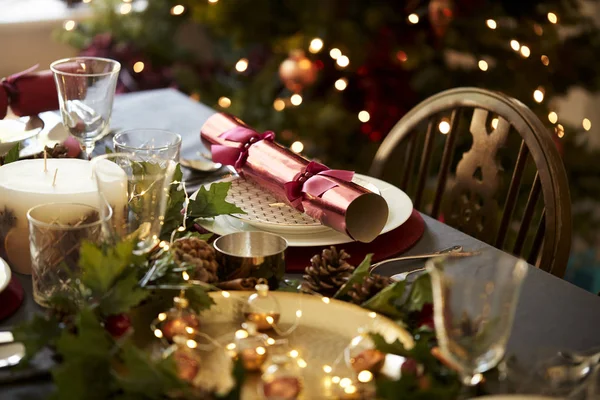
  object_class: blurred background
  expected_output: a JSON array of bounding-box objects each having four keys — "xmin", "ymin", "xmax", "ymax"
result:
[{"xmin": 2, "ymin": 0, "xmax": 600, "ymax": 291}]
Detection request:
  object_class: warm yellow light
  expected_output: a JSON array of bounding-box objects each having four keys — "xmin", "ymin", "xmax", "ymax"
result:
[
  {"xmin": 520, "ymin": 45, "xmax": 531, "ymax": 58},
  {"xmin": 486, "ymin": 19, "xmax": 497, "ymax": 29},
  {"xmin": 266, "ymin": 316, "xmax": 275, "ymax": 325},
  {"xmin": 368, "ymin": 312, "xmax": 377, "ymax": 319},
  {"xmin": 171, "ymin": 5, "xmax": 185, "ymax": 15},
  {"xmin": 534, "ymin": 24, "xmax": 543, "ymax": 36},
  {"xmin": 83, "ymin": 0, "xmax": 91, "ymax": 3},
  {"xmin": 186, "ymin": 339, "xmax": 197, "ymax": 349},
  {"xmin": 266, "ymin": 337, "xmax": 275, "ymax": 345},
  {"xmin": 323, "ymin": 365, "xmax": 332, "ymax": 373},
  {"xmin": 510, "ymin": 40, "xmax": 520, "ymax": 51},
  {"xmin": 438, "ymin": 120, "xmax": 451, "ymax": 134},
  {"xmin": 154, "ymin": 329, "xmax": 163, "ymax": 338},
  {"xmin": 548, "ymin": 12, "xmax": 558, "ymax": 24},
  {"xmin": 120, "ymin": 3, "xmax": 132, "ymax": 14},
  {"xmin": 583, "ymin": 118, "xmax": 592, "ymax": 131},
  {"xmin": 185, "ymin": 326, "xmax": 195, "ymax": 334},
  {"xmin": 218, "ymin": 96, "xmax": 231, "ymax": 108},
  {"xmin": 256, "ymin": 346, "xmax": 266, "ymax": 355},
  {"xmin": 339, "ymin": 377, "xmax": 352, "ymax": 388},
  {"xmin": 533, "ymin": 88, "xmax": 544, "ymax": 103},
  {"xmin": 133, "ymin": 61, "xmax": 145, "ymax": 73},
  {"xmin": 491, "ymin": 118, "xmax": 499, "ymax": 129},
  {"xmin": 309, "ymin": 38, "xmax": 324, "ymax": 54},
  {"xmin": 221, "ymin": 291, "xmax": 231, "ymax": 298},
  {"xmin": 289, "ymin": 350, "xmax": 299, "ymax": 358},
  {"xmin": 548, "ymin": 112, "xmax": 558, "ymax": 124},
  {"xmin": 478, "ymin": 60, "xmax": 488, "ymax": 71},
  {"xmin": 358, "ymin": 111, "xmax": 370, "ymax": 123},
  {"xmin": 208, "ymin": 0, "xmax": 219, "ymax": 3},
  {"xmin": 182, "ymin": 271, "xmax": 190, "ymax": 281},
  {"xmin": 290, "ymin": 94, "xmax": 303, "ymax": 106},
  {"xmin": 334, "ymin": 78, "xmax": 348, "ymax": 91},
  {"xmin": 344, "ymin": 385, "xmax": 357, "ymax": 395},
  {"xmin": 329, "ymin": 48, "xmax": 342, "ymax": 59},
  {"xmin": 357, "ymin": 370, "xmax": 374, "ymax": 383},
  {"xmin": 235, "ymin": 329, "xmax": 249, "ymax": 339},
  {"xmin": 290, "ymin": 141, "xmax": 304, "ymax": 153},
  {"xmin": 295, "ymin": 310, "xmax": 302, "ymax": 318},
  {"xmin": 226, "ymin": 343, "xmax": 236, "ymax": 350},
  {"xmin": 235, "ymin": 58, "xmax": 249, "ymax": 72},
  {"xmin": 297, "ymin": 359, "xmax": 308, "ymax": 368},
  {"xmin": 158, "ymin": 313, "xmax": 167, "ymax": 321},
  {"xmin": 336, "ymin": 55, "xmax": 349, "ymax": 68},
  {"xmin": 322, "ymin": 297, "xmax": 331, "ymax": 304},
  {"xmin": 556, "ymin": 123, "xmax": 565, "ymax": 138},
  {"xmin": 332, "ymin": 376, "xmax": 341, "ymax": 384},
  {"xmin": 64, "ymin": 20, "xmax": 76, "ymax": 31},
  {"xmin": 541, "ymin": 55, "xmax": 550, "ymax": 66},
  {"xmin": 408, "ymin": 13, "xmax": 419, "ymax": 24},
  {"xmin": 273, "ymin": 98, "xmax": 285, "ymax": 111},
  {"xmin": 177, "ymin": 226, "xmax": 186, "ymax": 232}
]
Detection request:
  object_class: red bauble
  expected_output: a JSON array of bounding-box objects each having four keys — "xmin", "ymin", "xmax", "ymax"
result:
[
  {"xmin": 173, "ymin": 349, "xmax": 201, "ymax": 382},
  {"xmin": 278, "ymin": 50, "xmax": 317, "ymax": 92},
  {"xmin": 105, "ymin": 314, "xmax": 131, "ymax": 338},
  {"xmin": 428, "ymin": 0, "xmax": 454, "ymax": 38},
  {"xmin": 162, "ymin": 313, "xmax": 200, "ymax": 342}
]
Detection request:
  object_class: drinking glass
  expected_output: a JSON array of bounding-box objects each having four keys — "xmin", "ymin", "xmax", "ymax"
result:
[
  {"xmin": 113, "ymin": 129, "xmax": 182, "ymax": 161},
  {"xmin": 426, "ymin": 252, "xmax": 528, "ymax": 386},
  {"xmin": 91, "ymin": 153, "xmax": 176, "ymax": 254},
  {"xmin": 27, "ymin": 203, "xmax": 111, "ymax": 306},
  {"xmin": 50, "ymin": 57, "xmax": 121, "ymax": 159}
]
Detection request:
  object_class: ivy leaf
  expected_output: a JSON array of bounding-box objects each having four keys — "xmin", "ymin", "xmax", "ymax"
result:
[
  {"xmin": 186, "ymin": 286, "xmax": 215, "ymax": 312},
  {"xmin": 79, "ymin": 239, "xmax": 140, "ymax": 294},
  {"xmin": 362, "ymin": 281, "xmax": 407, "ymax": 319},
  {"xmin": 55, "ymin": 308, "xmax": 112, "ymax": 360},
  {"xmin": 116, "ymin": 342, "xmax": 185, "ymax": 399},
  {"xmin": 12, "ymin": 314, "xmax": 61, "ymax": 361},
  {"xmin": 98, "ymin": 268, "xmax": 150, "ymax": 316},
  {"xmin": 188, "ymin": 181, "xmax": 245, "ymax": 219},
  {"xmin": 333, "ymin": 254, "xmax": 373, "ymax": 300},
  {"xmin": 160, "ymin": 164, "xmax": 187, "ymax": 240},
  {"xmin": 3, "ymin": 143, "xmax": 20, "ymax": 164},
  {"xmin": 405, "ymin": 274, "xmax": 433, "ymax": 312}
]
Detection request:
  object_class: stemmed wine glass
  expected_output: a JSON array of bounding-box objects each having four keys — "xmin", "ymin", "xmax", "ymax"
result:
[
  {"xmin": 51, "ymin": 57, "xmax": 121, "ymax": 159},
  {"xmin": 426, "ymin": 252, "xmax": 528, "ymax": 387}
]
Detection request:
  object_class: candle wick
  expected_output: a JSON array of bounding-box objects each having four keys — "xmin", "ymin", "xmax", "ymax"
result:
[
  {"xmin": 43, "ymin": 150, "xmax": 47, "ymax": 172},
  {"xmin": 52, "ymin": 168, "xmax": 58, "ymax": 187}
]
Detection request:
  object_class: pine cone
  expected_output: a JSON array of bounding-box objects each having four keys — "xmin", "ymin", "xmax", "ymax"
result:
[
  {"xmin": 301, "ymin": 246, "xmax": 354, "ymax": 296},
  {"xmin": 1, "ymin": 144, "xmax": 70, "ymax": 166},
  {"xmin": 172, "ymin": 237, "xmax": 219, "ymax": 283},
  {"xmin": 348, "ymin": 274, "xmax": 392, "ymax": 305}
]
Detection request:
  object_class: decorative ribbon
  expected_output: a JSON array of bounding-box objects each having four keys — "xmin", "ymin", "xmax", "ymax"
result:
[
  {"xmin": 211, "ymin": 126, "xmax": 275, "ymax": 169},
  {"xmin": 284, "ymin": 161, "xmax": 354, "ymax": 210},
  {"xmin": 1, "ymin": 64, "xmax": 39, "ymax": 103}
]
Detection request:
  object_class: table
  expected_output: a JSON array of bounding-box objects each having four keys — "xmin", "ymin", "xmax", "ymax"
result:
[{"xmin": 2, "ymin": 88, "xmax": 600, "ymax": 397}]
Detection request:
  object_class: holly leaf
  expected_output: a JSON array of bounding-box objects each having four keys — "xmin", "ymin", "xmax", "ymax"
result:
[
  {"xmin": 98, "ymin": 268, "xmax": 150, "ymax": 316},
  {"xmin": 362, "ymin": 281, "xmax": 407, "ymax": 319},
  {"xmin": 333, "ymin": 254, "xmax": 373, "ymax": 300},
  {"xmin": 405, "ymin": 273, "xmax": 433, "ymax": 312},
  {"xmin": 116, "ymin": 342, "xmax": 185, "ymax": 399},
  {"xmin": 79, "ymin": 239, "xmax": 141, "ymax": 294},
  {"xmin": 3, "ymin": 143, "xmax": 20, "ymax": 164},
  {"xmin": 188, "ymin": 181, "xmax": 245, "ymax": 219},
  {"xmin": 55, "ymin": 308, "xmax": 112, "ymax": 360},
  {"xmin": 12, "ymin": 314, "xmax": 61, "ymax": 361},
  {"xmin": 186, "ymin": 286, "xmax": 215, "ymax": 312},
  {"xmin": 160, "ymin": 164, "xmax": 187, "ymax": 240}
]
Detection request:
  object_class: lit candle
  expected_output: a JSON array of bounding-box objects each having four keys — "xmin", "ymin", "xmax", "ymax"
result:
[{"xmin": 0, "ymin": 159, "xmax": 126, "ymax": 274}]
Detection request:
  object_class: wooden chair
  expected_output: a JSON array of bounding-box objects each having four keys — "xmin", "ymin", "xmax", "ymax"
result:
[{"xmin": 369, "ymin": 87, "xmax": 572, "ymax": 277}]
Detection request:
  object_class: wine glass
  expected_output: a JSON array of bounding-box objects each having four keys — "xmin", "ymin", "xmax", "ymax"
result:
[
  {"xmin": 91, "ymin": 153, "xmax": 176, "ymax": 254},
  {"xmin": 113, "ymin": 129, "xmax": 182, "ymax": 161},
  {"xmin": 50, "ymin": 57, "xmax": 121, "ymax": 159},
  {"xmin": 426, "ymin": 252, "xmax": 528, "ymax": 386}
]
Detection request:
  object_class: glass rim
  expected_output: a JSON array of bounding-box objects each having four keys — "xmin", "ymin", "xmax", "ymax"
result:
[
  {"xmin": 27, "ymin": 202, "xmax": 112, "ymax": 230},
  {"xmin": 113, "ymin": 129, "xmax": 182, "ymax": 152},
  {"xmin": 50, "ymin": 56, "xmax": 121, "ymax": 77},
  {"xmin": 91, "ymin": 152, "xmax": 177, "ymax": 177}
]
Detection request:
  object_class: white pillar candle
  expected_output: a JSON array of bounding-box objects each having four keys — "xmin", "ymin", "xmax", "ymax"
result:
[{"xmin": 0, "ymin": 158, "xmax": 126, "ymax": 274}]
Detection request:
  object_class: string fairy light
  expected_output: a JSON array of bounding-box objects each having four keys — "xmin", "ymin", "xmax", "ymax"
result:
[
  {"xmin": 64, "ymin": 20, "xmax": 76, "ymax": 31},
  {"xmin": 120, "ymin": 3, "xmax": 132, "ymax": 14},
  {"xmin": 486, "ymin": 19, "xmax": 497, "ymax": 29},
  {"xmin": 438, "ymin": 119, "xmax": 451, "ymax": 134},
  {"xmin": 547, "ymin": 12, "xmax": 558, "ymax": 24},
  {"xmin": 290, "ymin": 141, "xmax": 304, "ymax": 153},
  {"xmin": 520, "ymin": 45, "xmax": 531, "ymax": 58},
  {"xmin": 235, "ymin": 58, "xmax": 249, "ymax": 72},
  {"xmin": 329, "ymin": 48, "xmax": 342, "ymax": 60},
  {"xmin": 510, "ymin": 40, "xmax": 520, "ymax": 51},
  {"xmin": 273, "ymin": 98, "xmax": 285, "ymax": 111},
  {"xmin": 541, "ymin": 55, "xmax": 550, "ymax": 66},
  {"xmin": 309, "ymin": 38, "xmax": 324, "ymax": 54},
  {"xmin": 583, "ymin": 118, "xmax": 592, "ymax": 131},
  {"xmin": 548, "ymin": 111, "xmax": 558, "ymax": 124},
  {"xmin": 171, "ymin": 5, "xmax": 185, "ymax": 15},
  {"xmin": 133, "ymin": 61, "xmax": 145, "ymax": 73},
  {"xmin": 290, "ymin": 94, "xmax": 303, "ymax": 106},
  {"xmin": 408, "ymin": 13, "xmax": 419, "ymax": 24},
  {"xmin": 208, "ymin": 0, "xmax": 219, "ymax": 3},
  {"xmin": 336, "ymin": 55, "xmax": 349, "ymax": 68},
  {"xmin": 218, "ymin": 96, "xmax": 231, "ymax": 108},
  {"xmin": 334, "ymin": 78, "xmax": 347, "ymax": 91},
  {"xmin": 358, "ymin": 111, "xmax": 370, "ymax": 123},
  {"xmin": 533, "ymin": 87, "xmax": 544, "ymax": 103},
  {"xmin": 556, "ymin": 123, "xmax": 565, "ymax": 138},
  {"xmin": 478, "ymin": 60, "xmax": 488, "ymax": 71}
]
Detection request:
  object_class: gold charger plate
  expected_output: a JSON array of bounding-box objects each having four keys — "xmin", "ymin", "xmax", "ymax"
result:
[{"xmin": 196, "ymin": 291, "xmax": 413, "ymax": 398}]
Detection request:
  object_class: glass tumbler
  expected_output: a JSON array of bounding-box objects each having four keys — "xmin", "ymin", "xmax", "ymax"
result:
[
  {"xmin": 27, "ymin": 203, "xmax": 110, "ymax": 306},
  {"xmin": 50, "ymin": 57, "xmax": 121, "ymax": 159},
  {"xmin": 91, "ymin": 153, "xmax": 176, "ymax": 254},
  {"xmin": 426, "ymin": 252, "xmax": 528, "ymax": 386},
  {"xmin": 113, "ymin": 129, "xmax": 182, "ymax": 161}
]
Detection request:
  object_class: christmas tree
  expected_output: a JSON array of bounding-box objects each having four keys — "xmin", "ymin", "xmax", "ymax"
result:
[{"xmin": 58, "ymin": 0, "xmax": 600, "ymax": 245}]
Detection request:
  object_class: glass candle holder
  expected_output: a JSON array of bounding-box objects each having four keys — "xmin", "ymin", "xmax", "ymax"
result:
[
  {"xmin": 113, "ymin": 129, "xmax": 182, "ymax": 161},
  {"xmin": 27, "ymin": 202, "xmax": 111, "ymax": 306},
  {"xmin": 91, "ymin": 153, "xmax": 176, "ymax": 254}
]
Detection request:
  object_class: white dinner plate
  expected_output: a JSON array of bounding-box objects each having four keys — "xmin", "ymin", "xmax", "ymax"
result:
[
  {"xmin": 194, "ymin": 174, "xmax": 413, "ymax": 247},
  {"xmin": 0, "ymin": 257, "xmax": 11, "ymax": 293}
]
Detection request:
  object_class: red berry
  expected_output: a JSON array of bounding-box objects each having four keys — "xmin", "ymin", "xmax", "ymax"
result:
[
  {"xmin": 105, "ymin": 314, "xmax": 131, "ymax": 338},
  {"xmin": 401, "ymin": 358, "xmax": 419, "ymax": 376},
  {"xmin": 417, "ymin": 303, "xmax": 435, "ymax": 331}
]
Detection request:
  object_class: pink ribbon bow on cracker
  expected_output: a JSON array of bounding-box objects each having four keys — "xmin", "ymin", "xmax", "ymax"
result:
[
  {"xmin": 284, "ymin": 161, "xmax": 355, "ymax": 210},
  {"xmin": 211, "ymin": 126, "xmax": 275, "ymax": 169}
]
